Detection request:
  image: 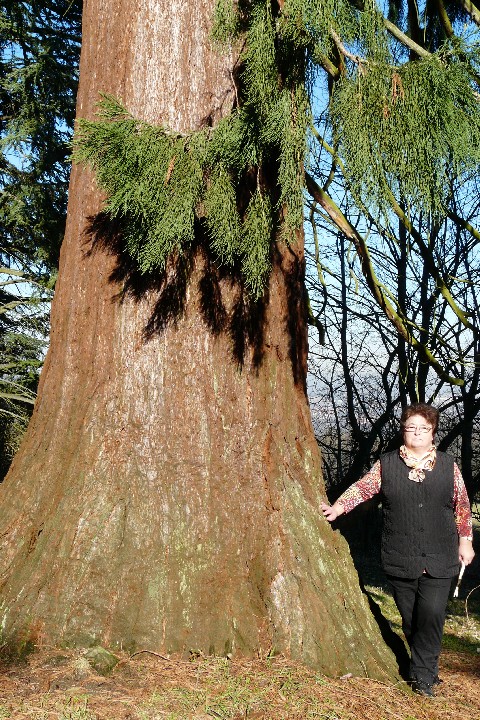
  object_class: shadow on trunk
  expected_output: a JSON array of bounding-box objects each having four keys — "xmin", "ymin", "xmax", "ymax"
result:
[{"xmin": 82, "ymin": 211, "xmax": 307, "ymax": 380}]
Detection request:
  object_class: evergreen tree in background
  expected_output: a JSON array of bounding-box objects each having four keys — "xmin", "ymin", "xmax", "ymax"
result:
[{"xmin": 0, "ymin": 0, "xmax": 81, "ymax": 472}]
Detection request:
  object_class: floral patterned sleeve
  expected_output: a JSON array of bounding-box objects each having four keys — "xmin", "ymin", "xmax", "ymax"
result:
[
  {"xmin": 336, "ymin": 460, "xmax": 382, "ymax": 514},
  {"xmin": 453, "ymin": 463, "xmax": 473, "ymax": 538}
]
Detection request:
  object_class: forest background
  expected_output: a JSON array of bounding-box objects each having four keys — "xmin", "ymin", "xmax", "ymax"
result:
[{"xmin": 2, "ymin": 0, "xmax": 480, "ymax": 504}]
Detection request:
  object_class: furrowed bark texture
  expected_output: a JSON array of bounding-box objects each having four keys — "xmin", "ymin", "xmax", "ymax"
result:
[{"xmin": 0, "ymin": 0, "xmax": 396, "ymax": 676}]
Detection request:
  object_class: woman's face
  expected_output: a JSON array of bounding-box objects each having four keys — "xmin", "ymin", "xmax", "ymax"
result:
[{"xmin": 402, "ymin": 413, "xmax": 435, "ymax": 455}]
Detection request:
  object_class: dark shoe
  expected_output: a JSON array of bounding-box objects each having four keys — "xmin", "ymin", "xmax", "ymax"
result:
[{"xmin": 412, "ymin": 680, "xmax": 435, "ymax": 698}]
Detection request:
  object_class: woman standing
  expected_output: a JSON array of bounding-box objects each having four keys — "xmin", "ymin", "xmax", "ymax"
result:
[{"xmin": 321, "ymin": 403, "xmax": 475, "ymax": 697}]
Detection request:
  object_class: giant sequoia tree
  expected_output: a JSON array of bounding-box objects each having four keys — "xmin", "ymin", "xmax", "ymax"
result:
[{"xmin": 1, "ymin": 0, "xmax": 479, "ymax": 675}]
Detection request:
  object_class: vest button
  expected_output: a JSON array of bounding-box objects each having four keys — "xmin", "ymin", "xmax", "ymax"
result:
[
  {"xmin": 419, "ymin": 503, "xmax": 423, "ymax": 508},
  {"xmin": 422, "ymin": 552, "xmax": 426, "ymax": 557}
]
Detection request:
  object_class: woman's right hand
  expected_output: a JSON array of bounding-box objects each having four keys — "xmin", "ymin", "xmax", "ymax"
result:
[{"xmin": 320, "ymin": 501, "xmax": 344, "ymax": 523}]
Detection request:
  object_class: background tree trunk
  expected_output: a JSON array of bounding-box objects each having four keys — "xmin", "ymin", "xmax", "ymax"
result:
[{"xmin": 0, "ymin": 0, "xmax": 396, "ymax": 677}]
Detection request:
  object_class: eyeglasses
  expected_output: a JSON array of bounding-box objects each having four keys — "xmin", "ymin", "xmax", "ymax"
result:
[{"xmin": 403, "ymin": 425, "xmax": 432, "ymax": 434}]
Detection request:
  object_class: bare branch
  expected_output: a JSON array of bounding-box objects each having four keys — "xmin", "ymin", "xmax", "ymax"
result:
[
  {"xmin": 330, "ymin": 28, "xmax": 367, "ymax": 67},
  {"xmin": 459, "ymin": 0, "xmax": 480, "ymax": 26},
  {"xmin": 305, "ymin": 171, "xmax": 464, "ymax": 385},
  {"xmin": 386, "ymin": 193, "xmax": 478, "ymax": 335}
]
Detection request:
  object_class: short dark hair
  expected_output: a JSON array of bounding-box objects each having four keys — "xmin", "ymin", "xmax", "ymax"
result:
[{"xmin": 400, "ymin": 403, "xmax": 439, "ymax": 433}]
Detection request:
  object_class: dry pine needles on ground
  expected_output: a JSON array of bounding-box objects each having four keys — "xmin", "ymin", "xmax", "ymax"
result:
[{"xmin": 0, "ymin": 647, "xmax": 479, "ymax": 720}]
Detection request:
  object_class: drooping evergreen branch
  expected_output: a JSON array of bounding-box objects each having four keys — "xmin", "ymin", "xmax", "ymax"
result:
[
  {"xmin": 75, "ymin": 1, "xmax": 312, "ymax": 297},
  {"xmin": 74, "ymin": 97, "xmax": 277, "ymax": 298},
  {"xmin": 331, "ymin": 50, "xmax": 480, "ymax": 217}
]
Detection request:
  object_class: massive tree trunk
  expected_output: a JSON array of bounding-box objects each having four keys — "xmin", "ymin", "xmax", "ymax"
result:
[{"xmin": 0, "ymin": 0, "xmax": 395, "ymax": 676}]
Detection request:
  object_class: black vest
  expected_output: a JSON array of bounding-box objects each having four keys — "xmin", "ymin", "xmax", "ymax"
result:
[{"xmin": 380, "ymin": 450, "xmax": 459, "ymax": 578}]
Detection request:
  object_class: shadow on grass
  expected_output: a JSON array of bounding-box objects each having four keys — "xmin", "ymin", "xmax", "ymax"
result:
[
  {"xmin": 442, "ymin": 630, "xmax": 480, "ymax": 654},
  {"xmin": 359, "ymin": 583, "xmax": 410, "ymax": 679},
  {"xmin": 331, "ymin": 510, "xmax": 410, "ymax": 678}
]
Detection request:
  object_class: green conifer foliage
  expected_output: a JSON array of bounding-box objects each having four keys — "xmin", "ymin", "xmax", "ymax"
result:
[
  {"xmin": 1, "ymin": 1, "xmax": 81, "ymax": 477},
  {"xmin": 331, "ymin": 46, "xmax": 480, "ymax": 215},
  {"xmin": 74, "ymin": 0, "xmax": 480, "ymax": 296},
  {"xmin": 1, "ymin": 0, "xmax": 82, "ymax": 268},
  {"xmin": 74, "ymin": 96, "xmax": 277, "ymax": 296}
]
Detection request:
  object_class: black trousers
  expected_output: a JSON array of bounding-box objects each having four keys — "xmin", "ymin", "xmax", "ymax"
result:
[{"xmin": 387, "ymin": 573, "xmax": 452, "ymax": 685}]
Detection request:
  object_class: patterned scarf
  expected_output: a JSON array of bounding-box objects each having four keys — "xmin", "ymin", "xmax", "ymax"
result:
[{"xmin": 399, "ymin": 444, "xmax": 436, "ymax": 482}]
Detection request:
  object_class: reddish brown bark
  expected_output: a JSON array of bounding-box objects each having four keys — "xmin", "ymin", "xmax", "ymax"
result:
[{"xmin": 0, "ymin": 0, "xmax": 396, "ymax": 676}]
